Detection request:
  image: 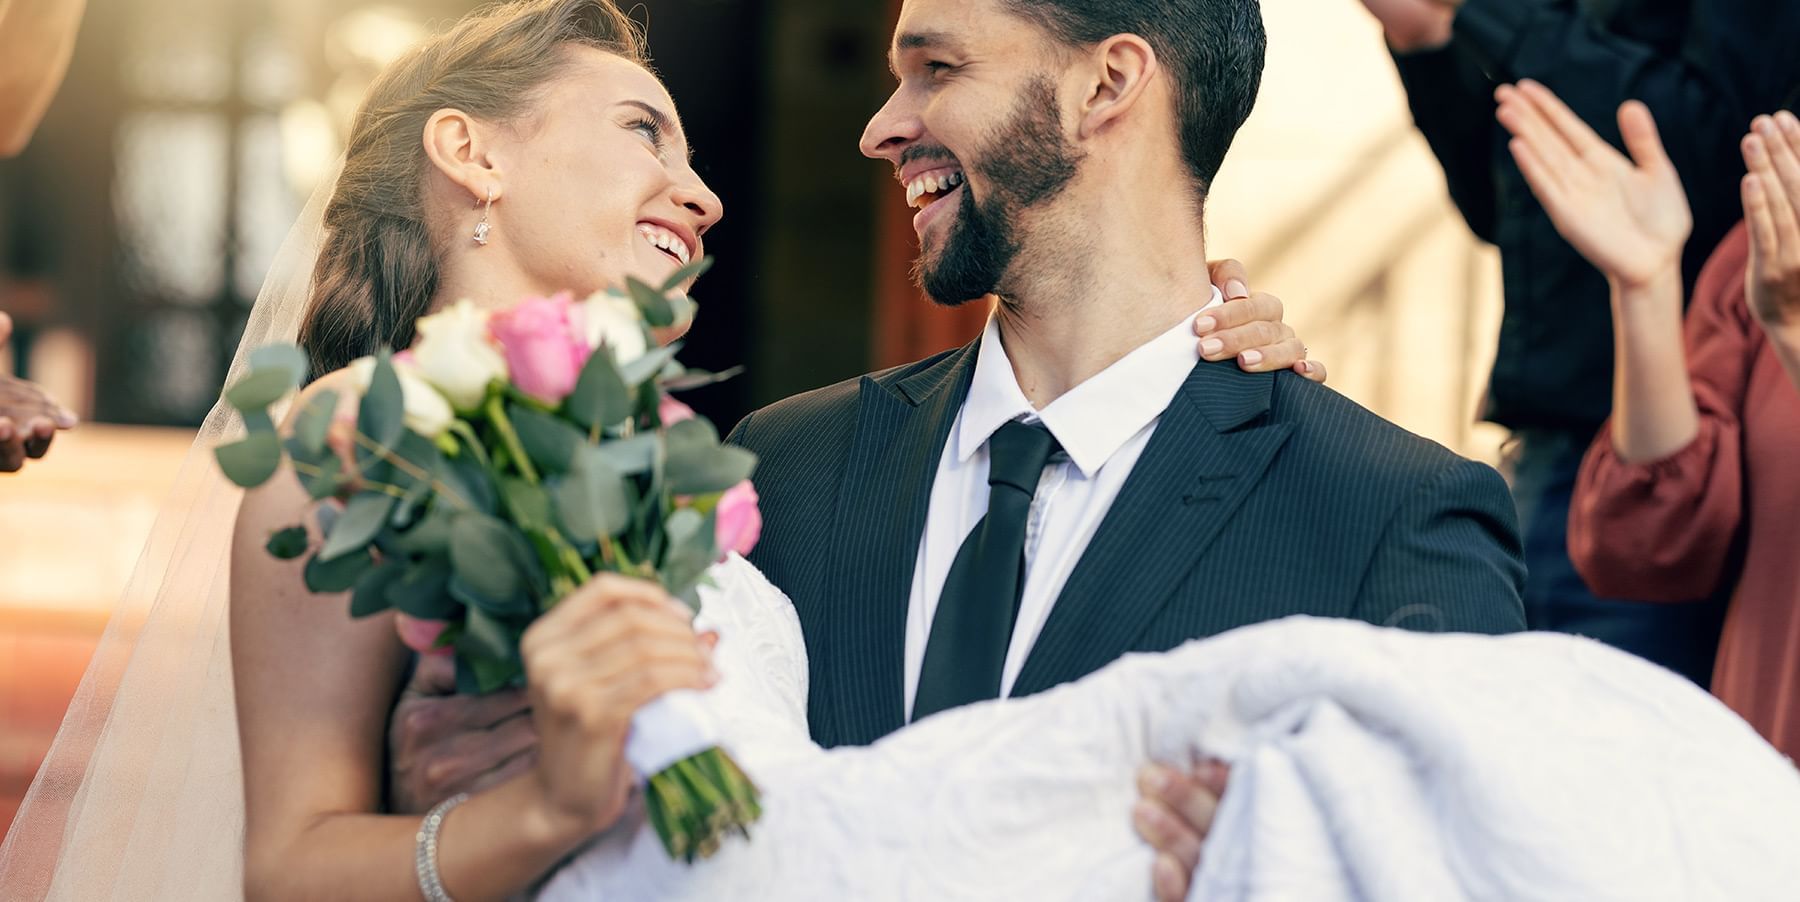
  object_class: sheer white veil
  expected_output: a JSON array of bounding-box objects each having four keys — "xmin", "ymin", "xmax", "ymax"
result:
[{"xmin": 0, "ymin": 158, "xmax": 343, "ymax": 900}]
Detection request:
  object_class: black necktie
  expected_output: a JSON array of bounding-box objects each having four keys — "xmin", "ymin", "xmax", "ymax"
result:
[{"xmin": 913, "ymin": 420, "xmax": 1062, "ymax": 719}]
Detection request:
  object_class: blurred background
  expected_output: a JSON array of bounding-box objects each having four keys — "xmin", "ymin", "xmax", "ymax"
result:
[{"xmin": 0, "ymin": 0, "xmax": 1504, "ymax": 835}]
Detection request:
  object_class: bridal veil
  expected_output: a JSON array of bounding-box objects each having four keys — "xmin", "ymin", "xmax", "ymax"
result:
[{"xmin": 0, "ymin": 161, "xmax": 341, "ymax": 900}]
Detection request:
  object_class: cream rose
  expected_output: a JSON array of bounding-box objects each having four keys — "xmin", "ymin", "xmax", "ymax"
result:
[
  {"xmin": 345, "ymin": 355, "xmax": 456, "ymax": 440},
  {"xmin": 411, "ymin": 299, "xmax": 508, "ymax": 411},
  {"xmin": 579, "ymin": 291, "xmax": 650, "ymax": 367}
]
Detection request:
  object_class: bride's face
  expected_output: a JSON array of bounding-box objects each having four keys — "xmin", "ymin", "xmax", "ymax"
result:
[{"xmin": 487, "ymin": 49, "xmax": 721, "ymax": 300}]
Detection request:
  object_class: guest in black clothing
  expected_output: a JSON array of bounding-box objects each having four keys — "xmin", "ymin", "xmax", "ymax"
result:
[{"xmin": 1356, "ymin": 0, "xmax": 1800, "ymax": 684}]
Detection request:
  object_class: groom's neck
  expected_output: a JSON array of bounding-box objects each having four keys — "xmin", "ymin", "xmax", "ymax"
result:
[{"xmin": 995, "ymin": 195, "xmax": 1212, "ymax": 409}]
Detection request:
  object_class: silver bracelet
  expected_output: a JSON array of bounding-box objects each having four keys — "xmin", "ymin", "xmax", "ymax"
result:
[{"xmin": 415, "ymin": 792, "xmax": 470, "ymax": 902}]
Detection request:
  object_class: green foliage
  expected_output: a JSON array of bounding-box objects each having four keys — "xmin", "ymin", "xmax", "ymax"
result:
[
  {"xmin": 566, "ymin": 349, "xmax": 634, "ymax": 432},
  {"xmin": 265, "ymin": 525, "xmax": 309, "ymax": 560},
  {"xmin": 507, "ymin": 404, "xmax": 583, "ymax": 475},
  {"xmin": 318, "ymin": 491, "xmax": 396, "ymax": 562},
  {"xmin": 216, "ymin": 431, "xmax": 283, "ymax": 488},
  {"xmin": 358, "ymin": 352, "xmax": 405, "ymax": 449},
  {"xmin": 551, "ymin": 447, "xmax": 631, "ymax": 542}
]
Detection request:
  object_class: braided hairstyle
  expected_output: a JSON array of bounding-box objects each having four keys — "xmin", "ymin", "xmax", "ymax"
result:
[{"xmin": 299, "ymin": 0, "xmax": 646, "ymax": 379}]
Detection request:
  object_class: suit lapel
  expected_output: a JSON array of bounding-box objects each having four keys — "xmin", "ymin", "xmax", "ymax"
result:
[
  {"xmin": 816, "ymin": 343, "xmax": 977, "ymax": 746},
  {"xmin": 1012, "ymin": 360, "xmax": 1293, "ymax": 697}
]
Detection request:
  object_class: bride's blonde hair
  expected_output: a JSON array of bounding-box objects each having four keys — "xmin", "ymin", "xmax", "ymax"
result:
[{"xmin": 300, "ymin": 0, "xmax": 646, "ymax": 378}]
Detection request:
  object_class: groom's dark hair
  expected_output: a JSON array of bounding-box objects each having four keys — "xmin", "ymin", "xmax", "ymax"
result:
[
  {"xmin": 301, "ymin": 0, "xmax": 646, "ymax": 380},
  {"xmin": 1000, "ymin": 0, "xmax": 1265, "ymax": 202}
]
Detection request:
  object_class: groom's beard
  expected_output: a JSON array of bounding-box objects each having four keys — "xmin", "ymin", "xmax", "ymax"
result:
[{"xmin": 915, "ymin": 77, "xmax": 1084, "ymax": 307}]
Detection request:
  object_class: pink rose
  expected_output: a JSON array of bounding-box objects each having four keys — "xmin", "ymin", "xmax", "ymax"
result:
[
  {"xmin": 659, "ymin": 395, "xmax": 696, "ymax": 425},
  {"xmin": 714, "ymin": 480, "xmax": 761, "ymax": 559},
  {"xmin": 488, "ymin": 293, "xmax": 592, "ymax": 405},
  {"xmin": 395, "ymin": 613, "xmax": 453, "ymax": 657}
]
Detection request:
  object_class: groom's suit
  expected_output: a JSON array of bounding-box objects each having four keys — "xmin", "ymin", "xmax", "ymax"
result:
[{"xmin": 728, "ymin": 338, "xmax": 1527, "ymax": 749}]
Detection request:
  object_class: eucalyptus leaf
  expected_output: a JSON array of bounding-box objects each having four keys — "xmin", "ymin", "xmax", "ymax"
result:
[
  {"xmin": 658, "ymin": 256, "xmax": 714, "ymax": 294},
  {"xmin": 449, "ymin": 514, "xmax": 540, "ymax": 615},
  {"xmin": 265, "ymin": 525, "xmax": 309, "ymax": 560},
  {"xmin": 216, "ymin": 432, "xmax": 283, "ymax": 488},
  {"xmin": 388, "ymin": 430, "xmax": 443, "ymax": 494},
  {"xmin": 596, "ymin": 433, "xmax": 657, "ymax": 475},
  {"xmin": 318, "ymin": 492, "xmax": 397, "ymax": 562},
  {"xmin": 225, "ymin": 368, "xmax": 296, "ymax": 414},
  {"xmin": 436, "ymin": 453, "xmax": 496, "ymax": 515},
  {"xmin": 659, "ymin": 366, "xmax": 745, "ymax": 393},
  {"xmin": 390, "ymin": 505, "xmax": 455, "ymax": 556},
  {"xmin": 293, "ymin": 389, "xmax": 339, "ymax": 456},
  {"xmin": 304, "ymin": 547, "xmax": 374, "ymax": 593},
  {"xmin": 565, "ymin": 349, "xmax": 633, "ymax": 432},
  {"xmin": 507, "ymin": 404, "xmax": 583, "ymax": 476},
  {"xmin": 664, "ymin": 418, "xmax": 757, "ymax": 496},
  {"xmin": 387, "ymin": 561, "xmax": 457, "ymax": 620},
  {"xmin": 626, "ymin": 276, "xmax": 676, "ymax": 327},
  {"xmin": 359, "ymin": 352, "xmax": 405, "ymax": 449},
  {"xmin": 550, "ymin": 448, "xmax": 630, "ymax": 542},
  {"xmin": 243, "ymin": 409, "xmax": 276, "ymax": 435},
  {"xmin": 660, "ymin": 508, "xmax": 717, "ymax": 602},
  {"xmin": 499, "ymin": 476, "xmax": 556, "ymax": 533},
  {"xmin": 349, "ymin": 563, "xmax": 405, "ymax": 618},
  {"xmin": 620, "ymin": 345, "xmax": 680, "ymax": 387},
  {"xmin": 250, "ymin": 344, "xmax": 311, "ymax": 387},
  {"xmin": 289, "ymin": 448, "xmax": 345, "ymax": 500}
]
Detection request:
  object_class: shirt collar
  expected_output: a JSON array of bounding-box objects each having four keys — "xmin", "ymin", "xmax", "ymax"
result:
[{"xmin": 956, "ymin": 286, "xmax": 1223, "ymax": 477}]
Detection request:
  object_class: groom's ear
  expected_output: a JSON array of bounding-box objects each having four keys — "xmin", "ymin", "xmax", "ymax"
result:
[
  {"xmin": 423, "ymin": 108, "xmax": 504, "ymax": 203},
  {"xmin": 1076, "ymin": 34, "xmax": 1159, "ymax": 141}
]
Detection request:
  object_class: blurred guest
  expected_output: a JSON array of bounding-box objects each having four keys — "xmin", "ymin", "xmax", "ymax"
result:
[
  {"xmin": 1356, "ymin": 0, "xmax": 1800, "ymax": 682},
  {"xmin": 0, "ymin": 311, "xmax": 76, "ymax": 471},
  {"xmin": 1498, "ymin": 80, "xmax": 1800, "ymax": 757},
  {"xmin": 0, "ymin": 0, "xmax": 87, "ymax": 156}
]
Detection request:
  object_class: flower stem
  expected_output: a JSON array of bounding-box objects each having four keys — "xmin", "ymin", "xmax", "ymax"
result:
[
  {"xmin": 485, "ymin": 395, "xmax": 540, "ymax": 484},
  {"xmin": 350, "ymin": 431, "xmax": 472, "ymax": 510}
]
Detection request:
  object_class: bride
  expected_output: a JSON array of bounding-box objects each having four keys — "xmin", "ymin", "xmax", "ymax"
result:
[{"xmin": 7, "ymin": 1, "xmax": 1799, "ymax": 899}]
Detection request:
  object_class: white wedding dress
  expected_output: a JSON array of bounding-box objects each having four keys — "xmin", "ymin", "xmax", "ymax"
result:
[{"xmin": 541, "ymin": 555, "xmax": 1800, "ymax": 902}]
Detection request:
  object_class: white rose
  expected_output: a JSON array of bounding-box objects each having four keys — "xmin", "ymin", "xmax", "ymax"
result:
[
  {"xmin": 346, "ymin": 355, "xmax": 456, "ymax": 440},
  {"xmin": 579, "ymin": 291, "xmax": 649, "ymax": 367},
  {"xmin": 411, "ymin": 300, "xmax": 507, "ymax": 411}
]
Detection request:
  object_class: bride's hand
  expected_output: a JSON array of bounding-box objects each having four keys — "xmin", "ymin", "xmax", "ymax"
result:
[
  {"xmin": 1203, "ymin": 260, "xmax": 1327, "ymax": 383},
  {"xmin": 522, "ymin": 573, "xmax": 719, "ymax": 837},
  {"xmin": 1134, "ymin": 759, "xmax": 1231, "ymax": 901}
]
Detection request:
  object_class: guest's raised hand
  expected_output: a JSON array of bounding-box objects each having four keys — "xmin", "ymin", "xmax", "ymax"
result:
[
  {"xmin": 522, "ymin": 574, "xmax": 718, "ymax": 836},
  {"xmin": 1497, "ymin": 82, "xmax": 1692, "ymax": 289},
  {"xmin": 1133, "ymin": 759, "xmax": 1231, "ymax": 902},
  {"xmin": 0, "ymin": 312, "xmax": 79, "ymax": 473},
  {"xmin": 1202, "ymin": 259, "xmax": 1327, "ymax": 383},
  {"xmin": 1741, "ymin": 113, "xmax": 1800, "ymax": 335}
]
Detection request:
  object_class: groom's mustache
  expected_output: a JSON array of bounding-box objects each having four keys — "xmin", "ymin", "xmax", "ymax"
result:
[{"xmin": 894, "ymin": 144, "xmax": 961, "ymax": 179}]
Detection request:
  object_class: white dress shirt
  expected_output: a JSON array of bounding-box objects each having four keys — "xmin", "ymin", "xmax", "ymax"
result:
[{"xmin": 903, "ymin": 289, "xmax": 1223, "ymax": 720}]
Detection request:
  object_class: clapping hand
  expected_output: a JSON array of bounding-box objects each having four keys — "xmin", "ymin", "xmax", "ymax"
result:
[
  {"xmin": 1741, "ymin": 113, "xmax": 1800, "ymax": 336},
  {"xmin": 1358, "ymin": 0, "xmax": 1460, "ymax": 53},
  {"xmin": 1496, "ymin": 80, "xmax": 1693, "ymax": 291},
  {"xmin": 0, "ymin": 312, "xmax": 78, "ymax": 473}
]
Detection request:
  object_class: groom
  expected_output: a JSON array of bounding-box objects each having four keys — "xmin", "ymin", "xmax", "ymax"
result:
[{"xmin": 390, "ymin": 0, "xmax": 1525, "ymax": 893}]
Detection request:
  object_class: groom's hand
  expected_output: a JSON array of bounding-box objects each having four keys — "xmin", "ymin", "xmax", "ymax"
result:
[
  {"xmin": 386, "ymin": 654, "xmax": 539, "ymax": 814},
  {"xmin": 1134, "ymin": 759, "xmax": 1231, "ymax": 902},
  {"xmin": 1202, "ymin": 260, "xmax": 1327, "ymax": 384}
]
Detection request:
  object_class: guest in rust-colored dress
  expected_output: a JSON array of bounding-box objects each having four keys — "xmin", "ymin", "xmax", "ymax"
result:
[
  {"xmin": 1497, "ymin": 83, "xmax": 1800, "ymax": 758},
  {"xmin": 1569, "ymin": 222, "xmax": 1800, "ymax": 758}
]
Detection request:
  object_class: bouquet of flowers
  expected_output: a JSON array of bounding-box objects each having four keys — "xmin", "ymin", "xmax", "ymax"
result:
[{"xmin": 215, "ymin": 259, "xmax": 762, "ymax": 862}]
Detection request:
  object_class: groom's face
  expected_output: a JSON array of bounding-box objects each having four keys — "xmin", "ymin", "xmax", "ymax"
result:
[{"xmin": 861, "ymin": 0, "xmax": 1085, "ymax": 306}]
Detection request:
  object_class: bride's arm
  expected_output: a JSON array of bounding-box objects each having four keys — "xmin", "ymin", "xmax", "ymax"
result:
[{"xmin": 232, "ymin": 379, "xmax": 716, "ymax": 901}]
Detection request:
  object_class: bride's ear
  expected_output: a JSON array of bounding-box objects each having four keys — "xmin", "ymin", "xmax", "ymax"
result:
[{"xmin": 423, "ymin": 108, "xmax": 504, "ymax": 204}]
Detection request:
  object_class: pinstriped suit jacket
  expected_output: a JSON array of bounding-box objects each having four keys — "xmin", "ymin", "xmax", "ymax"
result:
[{"xmin": 726, "ymin": 342, "xmax": 1527, "ymax": 749}]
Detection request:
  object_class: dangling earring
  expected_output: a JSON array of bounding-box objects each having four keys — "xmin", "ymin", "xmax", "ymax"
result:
[{"xmin": 472, "ymin": 187, "xmax": 494, "ymax": 246}]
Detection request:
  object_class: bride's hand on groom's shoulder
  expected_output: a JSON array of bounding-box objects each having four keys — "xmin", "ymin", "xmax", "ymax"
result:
[
  {"xmin": 522, "ymin": 574, "xmax": 720, "ymax": 838},
  {"xmin": 1133, "ymin": 759, "xmax": 1232, "ymax": 902},
  {"xmin": 1201, "ymin": 260, "xmax": 1327, "ymax": 384}
]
